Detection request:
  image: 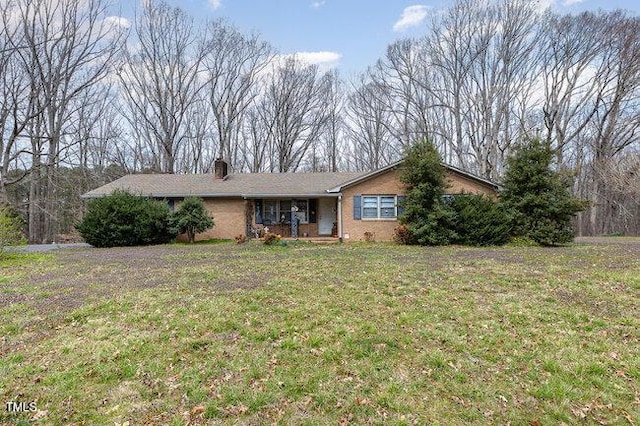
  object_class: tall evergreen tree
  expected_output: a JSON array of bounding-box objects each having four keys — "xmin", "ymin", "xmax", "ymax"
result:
[
  {"xmin": 399, "ymin": 139, "xmax": 456, "ymax": 245},
  {"xmin": 500, "ymin": 139, "xmax": 588, "ymax": 246}
]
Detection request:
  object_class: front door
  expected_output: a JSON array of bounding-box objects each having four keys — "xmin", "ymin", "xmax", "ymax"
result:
[{"xmin": 317, "ymin": 198, "xmax": 335, "ymax": 236}]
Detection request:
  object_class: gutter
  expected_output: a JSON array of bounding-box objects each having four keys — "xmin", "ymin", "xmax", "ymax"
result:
[
  {"xmin": 241, "ymin": 193, "xmax": 340, "ymax": 199},
  {"xmin": 82, "ymin": 192, "xmax": 343, "ymax": 199},
  {"xmin": 81, "ymin": 192, "xmax": 244, "ymax": 199}
]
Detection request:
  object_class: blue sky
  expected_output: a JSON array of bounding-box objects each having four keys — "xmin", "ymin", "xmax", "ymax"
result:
[{"xmin": 115, "ymin": 0, "xmax": 640, "ymax": 76}]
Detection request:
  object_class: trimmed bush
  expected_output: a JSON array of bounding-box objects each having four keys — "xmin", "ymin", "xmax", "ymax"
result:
[
  {"xmin": 76, "ymin": 190, "xmax": 174, "ymax": 247},
  {"xmin": 448, "ymin": 194, "xmax": 513, "ymax": 246},
  {"xmin": 169, "ymin": 196, "xmax": 214, "ymax": 243}
]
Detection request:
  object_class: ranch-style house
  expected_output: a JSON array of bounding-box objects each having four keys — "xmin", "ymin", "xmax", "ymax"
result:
[{"xmin": 83, "ymin": 159, "xmax": 499, "ymax": 242}]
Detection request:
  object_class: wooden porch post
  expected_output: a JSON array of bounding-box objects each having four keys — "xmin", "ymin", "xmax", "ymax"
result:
[
  {"xmin": 244, "ymin": 199, "xmax": 253, "ymax": 237},
  {"xmin": 337, "ymin": 195, "xmax": 343, "ymax": 242}
]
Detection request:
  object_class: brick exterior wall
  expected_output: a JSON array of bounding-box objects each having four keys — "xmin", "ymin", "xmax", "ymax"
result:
[
  {"xmin": 176, "ymin": 198, "xmax": 246, "ymax": 241},
  {"xmin": 340, "ymin": 167, "xmax": 496, "ymax": 242},
  {"xmin": 341, "ymin": 169, "xmax": 406, "ymax": 242},
  {"xmin": 173, "ymin": 167, "xmax": 496, "ymax": 242},
  {"xmin": 445, "ymin": 173, "xmax": 497, "ymax": 199}
]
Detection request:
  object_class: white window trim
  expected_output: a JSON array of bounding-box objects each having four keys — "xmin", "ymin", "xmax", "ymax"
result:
[{"xmin": 361, "ymin": 195, "xmax": 398, "ymax": 221}]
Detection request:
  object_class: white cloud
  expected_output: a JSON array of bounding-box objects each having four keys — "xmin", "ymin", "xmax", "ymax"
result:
[
  {"xmin": 295, "ymin": 51, "xmax": 341, "ymax": 67},
  {"xmin": 534, "ymin": 0, "xmax": 557, "ymax": 12},
  {"xmin": 393, "ymin": 5, "xmax": 431, "ymax": 32},
  {"xmin": 208, "ymin": 0, "xmax": 222, "ymax": 9},
  {"xmin": 563, "ymin": 0, "xmax": 584, "ymax": 5},
  {"xmin": 269, "ymin": 51, "xmax": 342, "ymax": 74},
  {"xmin": 103, "ymin": 16, "xmax": 131, "ymax": 29},
  {"xmin": 311, "ymin": 0, "xmax": 326, "ymax": 8}
]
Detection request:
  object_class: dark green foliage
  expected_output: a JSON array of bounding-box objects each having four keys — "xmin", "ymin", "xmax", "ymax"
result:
[
  {"xmin": 169, "ymin": 197, "xmax": 214, "ymax": 243},
  {"xmin": 409, "ymin": 203, "xmax": 458, "ymax": 245},
  {"xmin": 500, "ymin": 139, "xmax": 588, "ymax": 246},
  {"xmin": 399, "ymin": 139, "xmax": 455, "ymax": 245},
  {"xmin": 399, "ymin": 139, "xmax": 446, "ymax": 213},
  {"xmin": 449, "ymin": 194, "xmax": 514, "ymax": 246},
  {"xmin": 0, "ymin": 205, "xmax": 25, "ymax": 255},
  {"xmin": 76, "ymin": 190, "xmax": 174, "ymax": 247}
]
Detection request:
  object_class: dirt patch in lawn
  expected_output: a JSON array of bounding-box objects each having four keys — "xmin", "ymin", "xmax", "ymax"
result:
[{"xmin": 7, "ymin": 243, "xmax": 267, "ymax": 318}]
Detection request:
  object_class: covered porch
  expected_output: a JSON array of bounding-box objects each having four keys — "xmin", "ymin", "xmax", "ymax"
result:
[{"xmin": 247, "ymin": 196, "xmax": 339, "ymax": 238}]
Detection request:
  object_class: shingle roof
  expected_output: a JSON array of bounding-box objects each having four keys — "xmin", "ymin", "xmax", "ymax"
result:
[
  {"xmin": 327, "ymin": 160, "xmax": 502, "ymax": 192},
  {"xmin": 83, "ymin": 162, "xmax": 501, "ymax": 199},
  {"xmin": 82, "ymin": 172, "xmax": 364, "ymax": 199}
]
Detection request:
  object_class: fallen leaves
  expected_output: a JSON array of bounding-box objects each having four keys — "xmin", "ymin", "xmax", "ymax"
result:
[
  {"xmin": 191, "ymin": 405, "xmax": 205, "ymax": 415},
  {"xmin": 3, "ymin": 240, "xmax": 639, "ymax": 425},
  {"xmin": 32, "ymin": 410, "xmax": 48, "ymax": 420}
]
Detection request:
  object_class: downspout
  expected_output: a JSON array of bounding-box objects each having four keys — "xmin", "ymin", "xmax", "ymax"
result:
[{"xmin": 337, "ymin": 194, "xmax": 343, "ymax": 242}]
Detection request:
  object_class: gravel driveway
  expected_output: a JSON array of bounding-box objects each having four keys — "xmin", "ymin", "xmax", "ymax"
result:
[{"xmin": 4, "ymin": 242, "xmax": 92, "ymax": 253}]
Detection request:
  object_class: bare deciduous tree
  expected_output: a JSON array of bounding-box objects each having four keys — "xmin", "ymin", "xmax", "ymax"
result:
[
  {"xmin": 424, "ymin": 0, "xmax": 543, "ymax": 179},
  {"xmin": 346, "ymin": 76, "xmax": 395, "ymax": 171},
  {"xmin": 6, "ymin": 0, "xmax": 124, "ymax": 242},
  {"xmin": 256, "ymin": 57, "xmax": 330, "ymax": 173},
  {"xmin": 203, "ymin": 20, "xmax": 272, "ymax": 168},
  {"xmin": 118, "ymin": 0, "xmax": 205, "ymax": 174}
]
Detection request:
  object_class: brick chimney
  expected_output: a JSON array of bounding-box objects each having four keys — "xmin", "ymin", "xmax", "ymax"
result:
[{"xmin": 214, "ymin": 158, "xmax": 229, "ymax": 180}]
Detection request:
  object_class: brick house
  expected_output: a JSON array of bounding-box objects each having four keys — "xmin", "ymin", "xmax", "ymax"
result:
[{"xmin": 83, "ymin": 159, "xmax": 499, "ymax": 242}]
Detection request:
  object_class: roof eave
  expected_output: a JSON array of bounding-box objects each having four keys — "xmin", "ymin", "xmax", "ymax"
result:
[
  {"xmin": 242, "ymin": 193, "xmax": 340, "ymax": 199},
  {"xmin": 328, "ymin": 161, "xmax": 403, "ymax": 192},
  {"xmin": 444, "ymin": 164, "xmax": 502, "ymax": 190},
  {"xmin": 328, "ymin": 160, "xmax": 501, "ymax": 192},
  {"xmin": 82, "ymin": 192, "xmax": 245, "ymax": 199},
  {"xmin": 83, "ymin": 192, "xmax": 342, "ymax": 199}
]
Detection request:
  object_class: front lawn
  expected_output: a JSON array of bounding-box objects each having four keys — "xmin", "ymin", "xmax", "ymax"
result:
[{"xmin": 1, "ymin": 238, "xmax": 638, "ymax": 424}]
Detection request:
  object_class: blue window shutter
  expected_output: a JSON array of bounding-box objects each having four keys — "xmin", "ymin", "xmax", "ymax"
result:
[
  {"xmin": 353, "ymin": 195, "xmax": 361, "ymax": 220},
  {"xmin": 397, "ymin": 195, "xmax": 405, "ymax": 217}
]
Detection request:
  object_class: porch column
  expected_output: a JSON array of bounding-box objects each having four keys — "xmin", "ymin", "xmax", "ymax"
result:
[
  {"xmin": 337, "ymin": 195, "xmax": 343, "ymax": 242},
  {"xmin": 244, "ymin": 199, "xmax": 252, "ymax": 238}
]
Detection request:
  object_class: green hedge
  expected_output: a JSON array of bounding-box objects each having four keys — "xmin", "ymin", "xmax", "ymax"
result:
[
  {"xmin": 76, "ymin": 190, "xmax": 175, "ymax": 248},
  {"xmin": 449, "ymin": 194, "xmax": 513, "ymax": 246}
]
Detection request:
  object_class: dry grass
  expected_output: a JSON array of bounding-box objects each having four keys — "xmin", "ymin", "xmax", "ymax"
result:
[{"xmin": 1, "ymin": 237, "xmax": 638, "ymax": 425}]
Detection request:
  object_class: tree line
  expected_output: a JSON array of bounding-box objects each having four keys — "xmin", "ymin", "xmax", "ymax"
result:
[{"xmin": 0, "ymin": 0, "xmax": 638, "ymax": 243}]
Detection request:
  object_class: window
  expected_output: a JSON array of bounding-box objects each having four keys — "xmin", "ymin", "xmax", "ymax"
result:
[
  {"xmin": 362, "ymin": 196, "xmax": 379, "ymax": 219},
  {"xmin": 259, "ymin": 199, "xmax": 310, "ymax": 225},
  {"xmin": 293, "ymin": 199, "xmax": 308, "ymax": 223},
  {"xmin": 263, "ymin": 200, "xmax": 278, "ymax": 224},
  {"xmin": 380, "ymin": 196, "xmax": 396, "ymax": 218},
  {"xmin": 361, "ymin": 195, "xmax": 398, "ymax": 219},
  {"xmin": 279, "ymin": 200, "xmax": 292, "ymax": 223}
]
